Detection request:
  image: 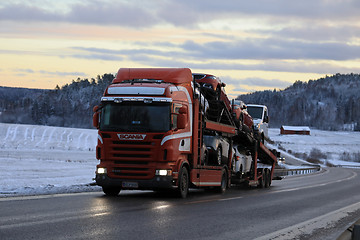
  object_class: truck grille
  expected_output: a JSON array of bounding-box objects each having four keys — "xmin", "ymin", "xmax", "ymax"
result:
[{"xmin": 108, "ymin": 139, "xmax": 159, "ymax": 179}]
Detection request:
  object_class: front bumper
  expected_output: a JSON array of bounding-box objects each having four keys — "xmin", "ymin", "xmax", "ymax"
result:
[{"xmin": 95, "ymin": 174, "xmax": 175, "ymax": 190}]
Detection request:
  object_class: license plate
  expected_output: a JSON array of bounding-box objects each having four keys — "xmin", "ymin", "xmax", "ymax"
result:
[{"xmin": 122, "ymin": 181, "xmax": 138, "ymax": 188}]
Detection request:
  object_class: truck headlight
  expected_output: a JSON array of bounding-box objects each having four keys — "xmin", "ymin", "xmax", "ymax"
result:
[
  {"xmin": 97, "ymin": 167, "xmax": 107, "ymax": 174},
  {"xmin": 155, "ymin": 169, "xmax": 172, "ymax": 176}
]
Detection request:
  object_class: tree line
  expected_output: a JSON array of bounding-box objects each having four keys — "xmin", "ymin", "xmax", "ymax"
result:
[{"xmin": 0, "ymin": 74, "xmax": 114, "ymax": 129}]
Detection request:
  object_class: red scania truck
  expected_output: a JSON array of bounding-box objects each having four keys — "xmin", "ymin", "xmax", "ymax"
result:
[{"xmin": 93, "ymin": 68, "xmax": 277, "ymax": 198}]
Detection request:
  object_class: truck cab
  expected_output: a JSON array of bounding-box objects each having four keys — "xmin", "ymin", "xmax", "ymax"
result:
[
  {"xmin": 246, "ymin": 104, "xmax": 269, "ymax": 143},
  {"xmin": 93, "ymin": 69, "xmax": 195, "ymax": 196}
]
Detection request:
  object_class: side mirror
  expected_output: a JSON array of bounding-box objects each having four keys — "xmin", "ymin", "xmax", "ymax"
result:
[
  {"xmin": 179, "ymin": 106, "xmax": 187, "ymax": 114},
  {"xmin": 177, "ymin": 107, "xmax": 188, "ymax": 129},
  {"xmin": 264, "ymin": 116, "xmax": 269, "ymax": 123},
  {"xmin": 93, "ymin": 106, "xmax": 100, "ymax": 129}
]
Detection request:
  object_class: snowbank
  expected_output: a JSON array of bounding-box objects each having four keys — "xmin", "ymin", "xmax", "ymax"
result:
[{"xmin": 0, "ymin": 123, "xmax": 101, "ymax": 196}]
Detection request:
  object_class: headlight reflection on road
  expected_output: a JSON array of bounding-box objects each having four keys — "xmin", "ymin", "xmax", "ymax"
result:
[
  {"xmin": 152, "ymin": 204, "xmax": 171, "ymax": 210},
  {"xmin": 89, "ymin": 198, "xmax": 111, "ymax": 217}
]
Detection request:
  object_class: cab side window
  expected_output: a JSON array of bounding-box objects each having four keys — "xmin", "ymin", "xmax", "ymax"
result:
[{"xmin": 171, "ymin": 103, "xmax": 182, "ymax": 129}]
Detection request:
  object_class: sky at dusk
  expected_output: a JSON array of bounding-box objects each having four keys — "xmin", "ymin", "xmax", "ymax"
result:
[{"xmin": 1, "ymin": 0, "xmax": 360, "ymax": 98}]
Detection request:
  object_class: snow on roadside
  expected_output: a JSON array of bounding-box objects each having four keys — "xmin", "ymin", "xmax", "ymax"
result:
[{"xmin": 0, "ymin": 123, "xmax": 101, "ymax": 197}]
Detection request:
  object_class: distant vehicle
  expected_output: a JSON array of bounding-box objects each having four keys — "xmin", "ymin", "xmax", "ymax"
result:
[
  {"xmin": 232, "ymin": 144, "xmax": 253, "ymax": 179},
  {"xmin": 246, "ymin": 104, "xmax": 269, "ymax": 143},
  {"xmin": 231, "ymin": 100, "xmax": 254, "ymax": 135}
]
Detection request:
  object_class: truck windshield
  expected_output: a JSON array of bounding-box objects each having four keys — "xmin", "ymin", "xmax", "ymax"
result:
[
  {"xmin": 247, "ymin": 106, "xmax": 263, "ymax": 119},
  {"xmin": 100, "ymin": 102, "xmax": 171, "ymax": 132}
]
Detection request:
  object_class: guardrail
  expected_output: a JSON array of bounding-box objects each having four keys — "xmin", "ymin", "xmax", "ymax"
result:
[
  {"xmin": 336, "ymin": 165, "xmax": 360, "ymax": 169},
  {"xmin": 273, "ymin": 166, "xmax": 321, "ymax": 178}
]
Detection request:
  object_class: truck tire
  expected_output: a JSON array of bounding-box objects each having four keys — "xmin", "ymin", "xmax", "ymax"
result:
[
  {"xmin": 178, "ymin": 166, "xmax": 189, "ymax": 198},
  {"xmin": 264, "ymin": 169, "xmax": 270, "ymax": 188},
  {"xmin": 102, "ymin": 186, "xmax": 121, "ymax": 196},
  {"xmin": 258, "ymin": 168, "xmax": 265, "ymax": 188},
  {"xmin": 352, "ymin": 224, "xmax": 360, "ymax": 240},
  {"xmin": 268, "ymin": 168, "xmax": 272, "ymax": 186},
  {"xmin": 216, "ymin": 169, "xmax": 227, "ymax": 193}
]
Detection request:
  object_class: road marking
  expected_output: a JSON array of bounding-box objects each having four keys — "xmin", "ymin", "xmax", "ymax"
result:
[
  {"xmin": 254, "ymin": 201, "xmax": 360, "ymax": 240},
  {"xmin": 0, "ymin": 209, "xmax": 110, "ymax": 230},
  {"xmin": 218, "ymin": 196, "xmax": 243, "ymax": 201},
  {"xmin": 185, "ymin": 195, "xmax": 243, "ymax": 205},
  {"xmin": 184, "ymin": 199, "xmax": 216, "ymax": 205}
]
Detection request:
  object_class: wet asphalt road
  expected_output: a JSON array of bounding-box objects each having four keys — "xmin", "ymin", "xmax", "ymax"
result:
[{"xmin": 1, "ymin": 167, "xmax": 360, "ymax": 240}]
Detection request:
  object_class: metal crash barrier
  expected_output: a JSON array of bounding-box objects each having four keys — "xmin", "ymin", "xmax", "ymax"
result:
[{"xmin": 273, "ymin": 166, "xmax": 321, "ymax": 178}]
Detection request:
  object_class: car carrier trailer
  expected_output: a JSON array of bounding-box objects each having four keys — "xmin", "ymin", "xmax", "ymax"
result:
[{"xmin": 93, "ymin": 68, "xmax": 278, "ymax": 198}]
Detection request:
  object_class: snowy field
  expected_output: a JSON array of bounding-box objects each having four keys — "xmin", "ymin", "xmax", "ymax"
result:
[
  {"xmin": 0, "ymin": 123, "xmax": 100, "ymax": 197},
  {"xmin": 1, "ymin": 123, "xmax": 360, "ymax": 197},
  {"xmin": 269, "ymin": 128, "xmax": 360, "ymax": 167}
]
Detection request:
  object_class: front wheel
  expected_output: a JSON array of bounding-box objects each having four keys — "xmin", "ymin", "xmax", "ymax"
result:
[
  {"xmin": 177, "ymin": 166, "xmax": 189, "ymax": 198},
  {"xmin": 258, "ymin": 168, "xmax": 265, "ymax": 188},
  {"xmin": 102, "ymin": 186, "xmax": 121, "ymax": 196}
]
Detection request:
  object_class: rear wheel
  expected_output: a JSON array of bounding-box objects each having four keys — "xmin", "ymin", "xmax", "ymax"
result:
[
  {"xmin": 268, "ymin": 169, "xmax": 272, "ymax": 186},
  {"xmin": 216, "ymin": 169, "xmax": 228, "ymax": 193},
  {"xmin": 258, "ymin": 168, "xmax": 265, "ymax": 188},
  {"xmin": 102, "ymin": 186, "xmax": 121, "ymax": 196},
  {"xmin": 264, "ymin": 169, "xmax": 270, "ymax": 188},
  {"xmin": 177, "ymin": 166, "xmax": 189, "ymax": 198}
]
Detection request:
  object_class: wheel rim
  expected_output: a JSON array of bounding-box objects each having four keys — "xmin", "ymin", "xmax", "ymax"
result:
[
  {"xmin": 179, "ymin": 167, "xmax": 188, "ymax": 198},
  {"xmin": 181, "ymin": 172, "xmax": 187, "ymax": 192}
]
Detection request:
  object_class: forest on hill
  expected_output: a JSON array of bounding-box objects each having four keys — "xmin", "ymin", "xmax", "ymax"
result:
[
  {"xmin": 0, "ymin": 74, "xmax": 114, "ymax": 128},
  {"xmin": 1, "ymin": 73, "xmax": 359, "ymax": 131},
  {"xmin": 238, "ymin": 73, "xmax": 360, "ymax": 131}
]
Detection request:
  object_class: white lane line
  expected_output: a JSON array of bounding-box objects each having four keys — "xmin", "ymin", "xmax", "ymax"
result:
[
  {"xmin": 218, "ymin": 196, "xmax": 243, "ymax": 201},
  {"xmin": 254, "ymin": 201, "xmax": 360, "ymax": 240},
  {"xmin": 0, "ymin": 210, "xmax": 110, "ymax": 230}
]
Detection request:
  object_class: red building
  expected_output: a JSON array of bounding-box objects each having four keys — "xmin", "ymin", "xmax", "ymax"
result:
[{"xmin": 280, "ymin": 125, "xmax": 310, "ymax": 135}]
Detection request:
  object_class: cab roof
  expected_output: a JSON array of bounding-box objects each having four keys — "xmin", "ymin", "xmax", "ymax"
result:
[{"xmin": 113, "ymin": 68, "xmax": 193, "ymax": 85}]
